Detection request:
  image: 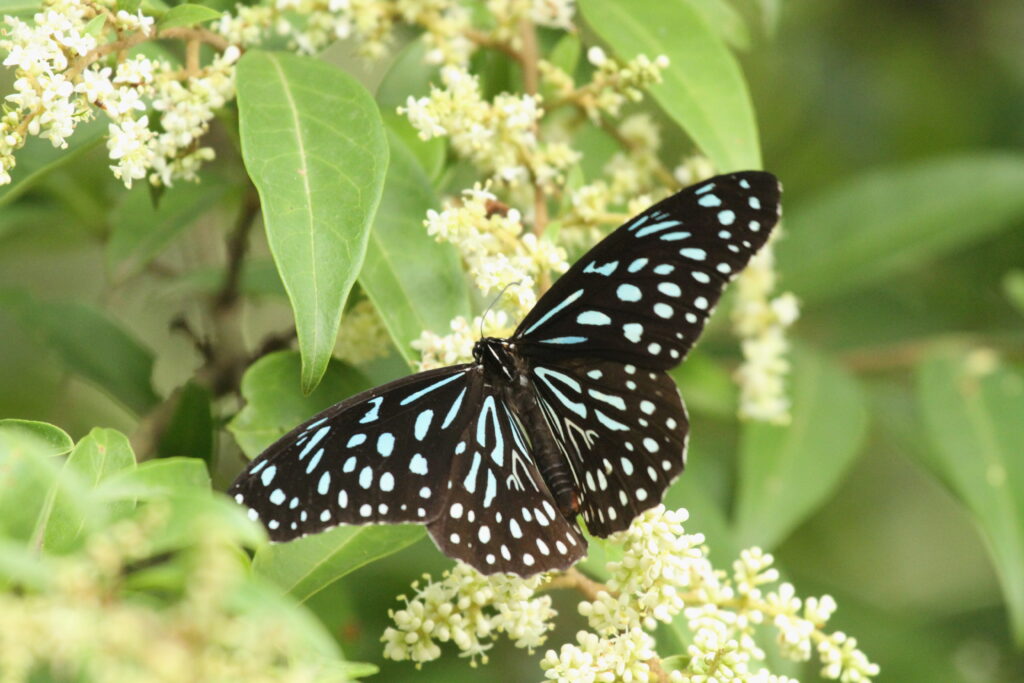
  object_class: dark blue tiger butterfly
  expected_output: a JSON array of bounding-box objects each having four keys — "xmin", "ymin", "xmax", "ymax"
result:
[{"xmin": 231, "ymin": 172, "xmax": 781, "ymax": 576}]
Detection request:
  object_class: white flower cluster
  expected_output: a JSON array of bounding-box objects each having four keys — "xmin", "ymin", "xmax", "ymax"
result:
[
  {"xmin": 402, "ymin": 66, "xmax": 579, "ymax": 187},
  {"xmin": 572, "ymin": 46, "xmax": 669, "ymax": 121},
  {"xmin": 1, "ymin": 0, "xmax": 238, "ymax": 188},
  {"xmin": 731, "ymin": 239, "xmax": 800, "ymax": 424},
  {"xmin": 217, "ymin": 0, "xmax": 475, "ymax": 62},
  {"xmin": 381, "ymin": 562, "xmax": 555, "ymax": 665},
  {"xmin": 412, "ymin": 311, "xmax": 510, "ymax": 370},
  {"xmin": 423, "ymin": 183, "xmax": 567, "ymax": 317},
  {"xmin": 538, "ymin": 507, "xmax": 879, "ymax": 683}
]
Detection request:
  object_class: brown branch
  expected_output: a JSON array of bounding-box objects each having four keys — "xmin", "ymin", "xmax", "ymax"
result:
[{"xmin": 545, "ymin": 567, "xmax": 606, "ymax": 601}]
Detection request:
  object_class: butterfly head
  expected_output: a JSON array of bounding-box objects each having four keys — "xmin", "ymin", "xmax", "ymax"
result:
[{"xmin": 473, "ymin": 337, "xmax": 519, "ymax": 383}]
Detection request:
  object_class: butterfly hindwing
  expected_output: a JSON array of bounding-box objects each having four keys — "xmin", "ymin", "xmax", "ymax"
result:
[
  {"xmin": 514, "ymin": 171, "xmax": 781, "ymax": 369},
  {"xmin": 529, "ymin": 358, "xmax": 689, "ymax": 537},
  {"xmin": 427, "ymin": 387, "xmax": 587, "ymax": 575},
  {"xmin": 230, "ymin": 365, "xmax": 478, "ymax": 539}
]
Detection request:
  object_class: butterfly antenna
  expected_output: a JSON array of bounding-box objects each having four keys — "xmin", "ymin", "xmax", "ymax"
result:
[{"xmin": 480, "ymin": 281, "xmax": 522, "ymax": 338}]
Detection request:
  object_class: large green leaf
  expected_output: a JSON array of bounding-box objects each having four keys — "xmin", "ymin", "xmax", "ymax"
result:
[
  {"xmin": 0, "ymin": 289, "xmax": 159, "ymax": 414},
  {"xmin": 107, "ymin": 178, "xmax": 230, "ymax": 281},
  {"xmin": 254, "ymin": 524, "xmax": 425, "ymax": 603},
  {"xmin": 733, "ymin": 346, "xmax": 868, "ymax": 550},
  {"xmin": 359, "ymin": 132, "xmax": 470, "ymax": 366},
  {"xmin": 0, "ymin": 420, "xmax": 73, "ymax": 542},
  {"xmin": 42, "ymin": 427, "xmax": 136, "ymax": 553},
  {"xmin": 237, "ymin": 51, "xmax": 389, "ymax": 392},
  {"xmin": 579, "ymin": 0, "xmax": 761, "ymax": 171},
  {"xmin": 228, "ymin": 350, "xmax": 373, "ymax": 458},
  {"xmin": 779, "ymin": 155, "xmax": 1024, "ymax": 305},
  {"xmin": 916, "ymin": 351, "xmax": 1024, "ymax": 644}
]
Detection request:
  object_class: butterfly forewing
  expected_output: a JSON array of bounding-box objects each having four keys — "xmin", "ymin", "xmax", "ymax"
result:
[
  {"xmin": 427, "ymin": 388, "xmax": 587, "ymax": 575},
  {"xmin": 230, "ymin": 365, "xmax": 478, "ymax": 539},
  {"xmin": 529, "ymin": 358, "xmax": 688, "ymax": 536},
  {"xmin": 514, "ymin": 172, "xmax": 781, "ymax": 369}
]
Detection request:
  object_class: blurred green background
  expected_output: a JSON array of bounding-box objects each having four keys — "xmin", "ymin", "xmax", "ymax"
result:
[{"xmin": 2, "ymin": 0, "xmax": 1024, "ymax": 681}]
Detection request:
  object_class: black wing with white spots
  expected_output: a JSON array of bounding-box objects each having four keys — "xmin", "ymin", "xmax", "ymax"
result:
[
  {"xmin": 230, "ymin": 365, "xmax": 478, "ymax": 538},
  {"xmin": 231, "ymin": 171, "xmax": 782, "ymax": 578},
  {"xmin": 529, "ymin": 358, "xmax": 688, "ymax": 537},
  {"xmin": 514, "ymin": 172, "xmax": 781, "ymax": 369},
  {"xmin": 426, "ymin": 388, "xmax": 586, "ymax": 575}
]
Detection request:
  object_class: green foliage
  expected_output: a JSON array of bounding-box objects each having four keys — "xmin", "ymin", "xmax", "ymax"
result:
[
  {"xmin": 916, "ymin": 351, "xmax": 1024, "ymax": 644},
  {"xmin": 237, "ymin": 50, "xmax": 389, "ymax": 393},
  {"xmin": 360, "ymin": 132, "xmax": 471, "ymax": 366},
  {"xmin": 734, "ymin": 345, "xmax": 868, "ymax": 550},
  {"xmin": 156, "ymin": 3, "xmax": 223, "ymax": 30},
  {"xmin": 580, "ymin": 0, "xmax": 761, "ymax": 170}
]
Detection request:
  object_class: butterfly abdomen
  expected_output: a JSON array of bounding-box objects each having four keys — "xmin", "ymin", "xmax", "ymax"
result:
[{"xmin": 505, "ymin": 378, "xmax": 580, "ymax": 519}]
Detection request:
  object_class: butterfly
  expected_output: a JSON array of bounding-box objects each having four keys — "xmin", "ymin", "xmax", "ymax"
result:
[{"xmin": 230, "ymin": 171, "xmax": 781, "ymax": 577}]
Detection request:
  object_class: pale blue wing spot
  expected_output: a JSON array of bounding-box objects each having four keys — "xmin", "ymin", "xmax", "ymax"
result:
[
  {"xmin": 346, "ymin": 433, "xmax": 366, "ymax": 448},
  {"xmin": 305, "ymin": 448, "xmax": 324, "ymax": 474},
  {"xmin": 414, "ymin": 409, "xmax": 434, "ymax": 440},
  {"xmin": 634, "ymin": 222, "xmax": 684, "ymax": 240},
  {"xmin": 410, "ymin": 453, "xmax": 428, "ymax": 475},
  {"xmin": 583, "ymin": 260, "xmax": 619, "ymax": 276},
  {"xmin": 654, "ymin": 264, "xmax": 675, "ymax": 275},
  {"xmin": 269, "ymin": 488, "xmax": 286, "ymax": 505},
  {"xmin": 442, "ymin": 387, "xmax": 467, "ymax": 428},
  {"xmin": 658, "ymin": 282, "xmax": 682, "ymax": 297},
  {"xmin": 749, "ymin": 221, "xmax": 761, "ymax": 232},
  {"xmin": 623, "ymin": 323, "xmax": 643, "ymax": 342},
  {"xmin": 627, "ymin": 257, "xmax": 648, "ymax": 273},
  {"xmin": 317, "ymin": 471, "xmax": 331, "ymax": 495},
  {"xmin": 359, "ymin": 396, "xmax": 383, "ymax": 423},
  {"xmin": 694, "ymin": 297, "xmax": 709, "ymax": 310},
  {"xmin": 718, "ymin": 210, "xmax": 736, "ymax": 226},
  {"xmin": 521, "ymin": 288, "xmax": 584, "ymax": 336},
  {"xmin": 616, "ymin": 283, "xmax": 641, "ymax": 302},
  {"xmin": 749, "ymin": 196, "xmax": 761, "ymax": 209},
  {"xmin": 660, "ymin": 231, "xmax": 692, "ymax": 242},
  {"xmin": 399, "ymin": 372, "xmax": 464, "ymax": 406},
  {"xmin": 680, "ymin": 248, "xmax": 707, "ymax": 261},
  {"xmin": 695, "ymin": 182, "xmax": 716, "ymax": 195},
  {"xmin": 692, "ymin": 271, "xmax": 710, "ymax": 284},
  {"xmin": 542, "ymin": 336, "xmax": 588, "ymax": 344},
  {"xmin": 697, "ymin": 194, "xmax": 721, "ymax": 207},
  {"xmin": 377, "ymin": 432, "xmax": 395, "ymax": 456},
  {"xmin": 654, "ymin": 303, "xmax": 673, "ymax": 318},
  {"xmin": 299, "ymin": 426, "xmax": 330, "ymax": 459},
  {"xmin": 577, "ymin": 310, "xmax": 611, "ymax": 326}
]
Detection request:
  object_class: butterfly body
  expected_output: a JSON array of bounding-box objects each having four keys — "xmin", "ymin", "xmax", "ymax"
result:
[{"xmin": 231, "ymin": 172, "xmax": 782, "ymax": 576}]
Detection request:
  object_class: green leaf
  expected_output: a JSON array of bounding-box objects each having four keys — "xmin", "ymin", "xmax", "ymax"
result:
[
  {"xmin": 169, "ymin": 259, "xmax": 287, "ymax": 298},
  {"xmin": 0, "ymin": 420, "xmax": 73, "ymax": 543},
  {"xmin": 228, "ymin": 350, "xmax": 373, "ymax": 458},
  {"xmin": 779, "ymin": 155, "xmax": 1024, "ymax": 305},
  {"xmin": 42, "ymin": 428, "xmax": 136, "ymax": 553},
  {"xmin": 376, "ymin": 39, "xmax": 446, "ymax": 181},
  {"xmin": 0, "ymin": 118, "xmax": 106, "ymax": 208},
  {"xmin": 733, "ymin": 346, "xmax": 868, "ymax": 550},
  {"xmin": 99, "ymin": 457, "xmax": 211, "ymax": 501},
  {"xmin": 669, "ymin": 351, "xmax": 738, "ymax": 419},
  {"xmin": 157, "ymin": 381, "xmax": 215, "ymax": 465},
  {"xmin": 254, "ymin": 524, "xmax": 425, "ymax": 603},
  {"xmin": 82, "ymin": 14, "xmax": 107, "ymax": 36},
  {"xmin": 916, "ymin": 351, "xmax": 1024, "ymax": 644},
  {"xmin": 237, "ymin": 51, "xmax": 389, "ymax": 393},
  {"xmin": 0, "ymin": 419, "xmax": 73, "ymax": 459},
  {"xmin": 0, "ymin": 289, "xmax": 159, "ymax": 414},
  {"xmin": 157, "ymin": 3, "xmax": 222, "ymax": 29},
  {"xmin": 118, "ymin": 0, "xmax": 140, "ymax": 12},
  {"xmin": 108, "ymin": 177, "xmax": 230, "ymax": 281},
  {"xmin": 579, "ymin": 0, "xmax": 761, "ymax": 171},
  {"xmin": 359, "ymin": 132, "xmax": 470, "ymax": 366}
]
